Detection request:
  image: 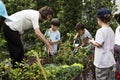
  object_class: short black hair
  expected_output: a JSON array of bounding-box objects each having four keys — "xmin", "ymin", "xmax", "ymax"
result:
[
  {"xmin": 39, "ymin": 6, "xmax": 53, "ymax": 20},
  {"xmin": 75, "ymin": 22, "xmax": 85, "ymax": 32},
  {"xmin": 114, "ymin": 13, "xmax": 120, "ymax": 24},
  {"xmin": 96, "ymin": 8, "xmax": 111, "ymax": 23},
  {"xmin": 51, "ymin": 18, "xmax": 60, "ymax": 27}
]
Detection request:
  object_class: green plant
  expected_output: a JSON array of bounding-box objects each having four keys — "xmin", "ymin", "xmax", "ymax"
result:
[
  {"xmin": 44, "ymin": 63, "xmax": 84, "ymax": 80},
  {"xmin": 0, "ymin": 32, "xmax": 8, "ymax": 61},
  {"xmin": 0, "ymin": 59, "xmax": 11, "ymax": 76},
  {"xmin": 8, "ymin": 60, "xmax": 83, "ymax": 80}
]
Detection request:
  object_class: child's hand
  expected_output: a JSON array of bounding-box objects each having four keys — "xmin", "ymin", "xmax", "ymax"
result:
[
  {"xmin": 48, "ymin": 40, "xmax": 53, "ymax": 44},
  {"xmin": 75, "ymin": 46, "xmax": 82, "ymax": 50},
  {"xmin": 89, "ymin": 38, "xmax": 95, "ymax": 45}
]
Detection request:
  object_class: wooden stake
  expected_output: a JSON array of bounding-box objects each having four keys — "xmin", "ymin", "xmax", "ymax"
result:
[{"xmin": 34, "ymin": 52, "xmax": 47, "ymax": 80}]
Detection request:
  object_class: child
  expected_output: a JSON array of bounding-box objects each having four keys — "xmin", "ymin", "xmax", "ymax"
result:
[
  {"xmin": 45, "ymin": 18, "xmax": 60, "ymax": 54},
  {"xmin": 114, "ymin": 13, "xmax": 120, "ymax": 79},
  {"xmin": 3, "ymin": 6, "xmax": 54, "ymax": 68},
  {"xmin": 90, "ymin": 8, "xmax": 116, "ymax": 80},
  {"xmin": 74, "ymin": 22, "xmax": 92, "ymax": 48},
  {"xmin": 73, "ymin": 22, "xmax": 93, "ymax": 55}
]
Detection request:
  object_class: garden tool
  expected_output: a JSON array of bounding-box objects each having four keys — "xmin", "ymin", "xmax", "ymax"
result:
[{"xmin": 73, "ymin": 39, "xmax": 81, "ymax": 53}]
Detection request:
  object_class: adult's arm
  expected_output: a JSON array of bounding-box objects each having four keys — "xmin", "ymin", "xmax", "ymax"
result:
[
  {"xmin": 49, "ymin": 40, "xmax": 60, "ymax": 44},
  {"xmin": 34, "ymin": 28, "xmax": 54, "ymax": 55}
]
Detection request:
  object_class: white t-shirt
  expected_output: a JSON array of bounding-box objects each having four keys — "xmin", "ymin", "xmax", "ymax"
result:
[
  {"xmin": 5, "ymin": 9, "xmax": 40, "ymax": 34},
  {"xmin": 115, "ymin": 25, "xmax": 120, "ymax": 45},
  {"xmin": 94, "ymin": 26, "xmax": 116, "ymax": 68},
  {"xmin": 45, "ymin": 28, "xmax": 60, "ymax": 53}
]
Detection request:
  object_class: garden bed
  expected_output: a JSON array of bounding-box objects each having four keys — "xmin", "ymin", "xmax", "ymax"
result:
[{"xmin": 25, "ymin": 55, "xmax": 96, "ymax": 80}]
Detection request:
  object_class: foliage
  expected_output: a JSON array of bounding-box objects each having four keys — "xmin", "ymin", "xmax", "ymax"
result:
[
  {"xmin": 8, "ymin": 61, "xmax": 83, "ymax": 80},
  {"xmin": 53, "ymin": 40, "xmax": 91, "ymax": 66},
  {"xmin": 9, "ymin": 61, "xmax": 40, "ymax": 80},
  {"xmin": 0, "ymin": 59, "xmax": 11, "ymax": 76},
  {"xmin": 0, "ymin": 32, "xmax": 8, "ymax": 61},
  {"xmin": 44, "ymin": 63, "xmax": 83, "ymax": 80},
  {"xmin": 0, "ymin": 56, "xmax": 84, "ymax": 80},
  {"xmin": 2, "ymin": 0, "xmax": 37, "ymax": 15}
]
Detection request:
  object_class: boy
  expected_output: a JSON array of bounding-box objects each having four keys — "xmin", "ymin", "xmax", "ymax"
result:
[
  {"xmin": 3, "ymin": 6, "xmax": 54, "ymax": 68},
  {"xmin": 45, "ymin": 18, "xmax": 60, "ymax": 53},
  {"xmin": 90, "ymin": 8, "xmax": 116, "ymax": 80},
  {"xmin": 74, "ymin": 22, "xmax": 92, "ymax": 48}
]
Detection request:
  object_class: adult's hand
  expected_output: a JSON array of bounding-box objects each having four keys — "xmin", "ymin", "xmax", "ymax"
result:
[
  {"xmin": 46, "ymin": 44, "xmax": 54, "ymax": 55},
  {"xmin": 34, "ymin": 28, "xmax": 54, "ymax": 55}
]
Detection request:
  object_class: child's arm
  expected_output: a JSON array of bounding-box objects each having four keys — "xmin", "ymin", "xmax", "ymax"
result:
[
  {"xmin": 49, "ymin": 31, "xmax": 60, "ymax": 44},
  {"xmin": 80, "ymin": 37, "xmax": 89, "ymax": 47},
  {"xmin": 74, "ymin": 33, "xmax": 79, "ymax": 40},
  {"xmin": 89, "ymin": 38, "xmax": 102, "ymax": 47}
]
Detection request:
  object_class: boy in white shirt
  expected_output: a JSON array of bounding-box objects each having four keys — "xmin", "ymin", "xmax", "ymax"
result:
[
  {"xmin": 90, "ymin": 8, "xmax": 116, "ymax": 80},
  {"xmin": 3, "ymin": 6, "xmax": 54, "ymax": 68},
  {"xmin": 45, "ymin": 18, "xmax": 60, "ymax": 54}
]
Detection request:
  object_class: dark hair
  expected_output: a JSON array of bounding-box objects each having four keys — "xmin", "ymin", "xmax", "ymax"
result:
[
  {"xmin": 75, "ymin": 22, "xmax": 85, "ymax": 32},
  {"xmin": 114, "ymin": 13, "xmax": 120, "ymax": 24},
  {"xmin": 96, "ymin": 8, "xmax": 111, "ymax": 23},
  {"xmin": 39, "ymin": 6, "xmax": 53, "ymax": 20},
  {"xmin": 51, "ymin": 18, "xmax": 60, "ymax": 27}
]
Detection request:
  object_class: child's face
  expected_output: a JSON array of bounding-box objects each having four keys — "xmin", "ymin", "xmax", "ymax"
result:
[
  {"xmin": 51, "ymin": 25, "xmax": 58, "ymax": 31},
  {"xmin": 77, "ymin": 29, "xmax": 84, "ymax": 35},
  {"xmin": 46, "ymin": 15, "xmax": 52, "ymax": 20},
  {"xmin": 97, "ymin": 18, "xmax": 102, "ymax": 26}
]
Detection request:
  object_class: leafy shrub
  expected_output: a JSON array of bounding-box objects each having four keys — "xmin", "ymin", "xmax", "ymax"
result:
[
  {"xmin": 0, "ymin": 33, "xmax": 8, "ymax": 61},
  {"xmin": 0, "ymin": 59, "xmax": 11, "ymax": 76},
  {"xmin": 9, "ymin": 61, "xmax": 83, "ymax": 80}
]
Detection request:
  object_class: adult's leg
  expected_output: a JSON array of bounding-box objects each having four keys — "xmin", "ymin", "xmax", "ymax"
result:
[
  {"xmin": 0, "ymin": 16, "xmax": 5, "ymax": 30},
  {"xmin": 3, "ymin": 23, "xmax": 24, "ymax": 68}
]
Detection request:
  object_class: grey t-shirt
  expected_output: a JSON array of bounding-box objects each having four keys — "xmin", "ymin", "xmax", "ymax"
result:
[{"xmin": 80, "ymin": 29, "xmax": 92, "ymax": 45}]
